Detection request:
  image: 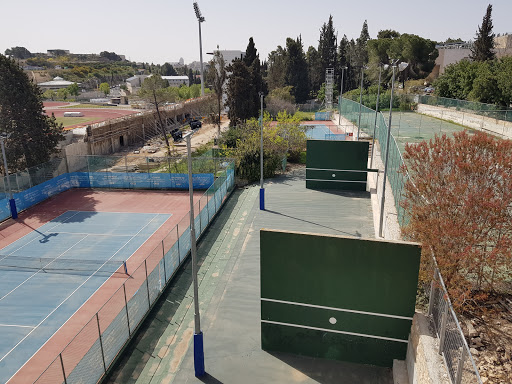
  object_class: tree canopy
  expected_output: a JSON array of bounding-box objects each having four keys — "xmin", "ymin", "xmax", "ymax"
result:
[
  {"xmin": 471, "ymin": 4, "xmax": 495, "ymax": 61},
  {"xmin": 402, "ymin": 131, "xmax": 512, "ymax": 308},
  {"xmin": 434, "ymin": 57, "xmax": 512, "ymax": 106},
  {"xmin": 207, "ymin": 50, "xmax": 227, "ymax": 137},
  {"xmin": 0, "ymin": 55, "xmax": 63, "ymax": 172},
  {"xmin": 4, "ymin": 46, "xmax": 32, "ymax": 59}
]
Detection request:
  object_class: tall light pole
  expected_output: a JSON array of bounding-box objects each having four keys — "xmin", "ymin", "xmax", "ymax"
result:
[
  {"xmin": 356, "ymin": 66, "xmax": 367, "ymax": 141},
  {"xmin": 370, "ymin": 64, "xmax": 388, "ymax": 169},
  {"xmin": 0, "ymin": 133, "xmax": 17, "ymax": 219},
  {"xmin": 259, "ymin": 92, "xmax": 265, "ymax": 210},
  {"xmin": 193, "ymin": 2, "xmax": 205, "ymax": 97},
  {"xmin": 378, "ymin": 61, "xmax": 408, "ymax": 238},
  {"xmin": 184, "ymin": 131, "xmax": 205, "ymax": 377},
  {"xmin": 338, "ymin": 66, "xmax": 347, "ymax": 130}
]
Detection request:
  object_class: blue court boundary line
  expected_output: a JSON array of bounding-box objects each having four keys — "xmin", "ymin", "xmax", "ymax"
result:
[{"xmin": 0, "ymin": 212, "xmax": 169, "ymax": 365}]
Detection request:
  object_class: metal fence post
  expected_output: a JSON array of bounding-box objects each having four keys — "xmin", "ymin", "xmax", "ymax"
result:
[
  {"xmin": 123, "ymin": 284, "xmax": 131, "ymax": 336},
  {"xmin": 455, "ymin": 345, "xmax": 467, "ymax": 384},
  {"xmin": 162, "ymin": 240, "xmax": 167, "ymax": 282},
  {"xmin": 59, "ymin": 353, "xmax": 68, "ymax": 384},
  {"xmin": 144, "ymin": 260, "xmax": 151, "ymax": 308},
  {"xmin": 199, "ymin": 200, "xmax": 202, "ymax": 233},
  {"xmin": 177, "ymin": 225, "xmax": 181, "ymax": 263},
  {"xmin": 96, "ymin": 313, "xmax": 107, "ymax": 373},
  {"xmin": 439, "ymin": 301, "xmax": 449, "ymax": 355}
]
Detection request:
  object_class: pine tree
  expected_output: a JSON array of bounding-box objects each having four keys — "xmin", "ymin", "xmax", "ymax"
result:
[
  {"xmin": 226, "ymin": 59, "xmax": 253, "ymax": 126},
  {"xmin": 318, "ymin": 15, "xmax": 338, "ymax": 88},
  {"xmin": 0, "ymin": 54, "xmax": 63, "ymax": 172},
  {"xmin": 244, "ymin": 37, "xmax": 265, "ymax": 118},
  {"xmin": 471, "ymin": 4, "xmax": 495, "ymax": 61},
  {"xmin": 306, "ymin": 46, "xmax": 322, "ymax": 97},
  {"xmin": 285, "ymin": 37, "xmax": 309, "ymax": 103}
]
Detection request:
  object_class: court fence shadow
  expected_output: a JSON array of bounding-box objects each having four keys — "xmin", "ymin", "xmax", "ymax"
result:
[{"xmin": 102, "ymin": 190, "xmax": 243, "ymax": 384}]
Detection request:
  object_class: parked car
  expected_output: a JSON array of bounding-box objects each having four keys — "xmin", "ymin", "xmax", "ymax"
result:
[
  {"xmin": 171, "ymin": 128, "xmax": 182, "ymax": 142},
  {"xmin": 189, "ymin": 119, "xmax": 202, "ymax": 129}
]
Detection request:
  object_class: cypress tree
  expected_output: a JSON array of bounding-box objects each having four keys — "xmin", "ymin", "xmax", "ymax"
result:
[{"xmin": 471, "ymin": 4, "xmax": 496, "ymax": 61}]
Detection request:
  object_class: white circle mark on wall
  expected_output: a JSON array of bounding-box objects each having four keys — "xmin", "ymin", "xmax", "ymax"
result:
[{"xmin": 329, "ymin": 317, "xmax": 337, "ymax": 325}]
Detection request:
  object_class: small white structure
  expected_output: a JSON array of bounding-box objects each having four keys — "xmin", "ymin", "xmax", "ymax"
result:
[
  {"xmin": 63, "ymin": 112, "xmax": 84, "ymax": 117},
  {"xmin": 162, "ymin": 76, "xmax": 190, "ymax": 87}
]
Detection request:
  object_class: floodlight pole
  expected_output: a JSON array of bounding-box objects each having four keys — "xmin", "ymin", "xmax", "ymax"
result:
[
  {"xmin": 357, "ymin": 66, "xmax": 365, "ymax": 141},
  {"xmin": 378, "ymin": 62, "xmax": 397, "ymax": 238},
  {"xmin": 185, "ymin": 132, "xmax": 205, "ymax": 377},
  {"xmin": 338, "ymin": 66, "xmax": 347, "ymax": 131},
  {"xmin": 370, "ymin": 64, "xmax": 384, "ymax": 169},
  {"xmin": 259, "ymin": 92, "xmax": 265, "ymax": 210},
  {"xmin": 0, "ymin": 134, "xmax": 17, "ymax": 219},
  {"xmin": 193, "ymin": 2, "xmax": 205, "ymax": 97}
]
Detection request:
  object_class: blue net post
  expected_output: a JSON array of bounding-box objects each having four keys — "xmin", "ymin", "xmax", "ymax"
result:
[
  {"xmin": 9, "ymin": 199, "xmax": 17, "ymax": 219},
  {"xmin": 260, "ymin": 188, "xmax": 265, "ymax": 210},
  {"xmin": 194, "ymin": 332, "xmax": 205, "ymax": 377}
]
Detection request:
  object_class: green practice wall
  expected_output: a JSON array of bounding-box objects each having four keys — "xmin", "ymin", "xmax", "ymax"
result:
[
  {"xmin": 306, "ymin": 140, "xmax": 369, "ymax": 191},
  {"xmin": 260, "ymin": 229, "xmax": 421, "ymax": 367}
]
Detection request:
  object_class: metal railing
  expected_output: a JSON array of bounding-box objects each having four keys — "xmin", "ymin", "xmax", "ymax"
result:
[
  {"xmin": 339, "ymin": 98, "xmax": 483, "ymax": 383},
  {"xmin": 30, "ymin": 164, "xmax": 235, "ymax": 384}
]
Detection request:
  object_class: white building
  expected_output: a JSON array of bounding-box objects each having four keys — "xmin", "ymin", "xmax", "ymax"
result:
[
  {"xmin": 162, "ymin": 76, "xmax": 190, "ymax": 87},
  {"xmin": 126, "ymin": 75, "xmax": 150, "ymax": 94},
  {"xmin": 38, "ymin": 76, "xmax": 78, "ymax": 90}
]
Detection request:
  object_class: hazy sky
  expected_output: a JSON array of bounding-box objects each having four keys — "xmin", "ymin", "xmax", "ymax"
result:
[{"xmin": 2, "ymin": 1, "xmax": 511, "ymax": 65}]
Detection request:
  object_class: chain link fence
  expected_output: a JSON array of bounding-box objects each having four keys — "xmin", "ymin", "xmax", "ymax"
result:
[
  {"xmin": 418, "ymin": 95, "xmax": 512, "ymax": 123},
  {"xmin": 32, "ymin": 162, "xmax": 235, "ymax": 384},
  {"xmin": 339, "ymin": 98, "xmax": 482, "ymax": 383}
]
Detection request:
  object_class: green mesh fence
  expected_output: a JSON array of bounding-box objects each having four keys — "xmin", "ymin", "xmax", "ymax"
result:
[
  {"xmin": 418, "ymin": 95, "xmax": 512, "ymax": 123},
  {"xmin": 339, "ymin": 98, "xmax": 408, "ymax": 226}
]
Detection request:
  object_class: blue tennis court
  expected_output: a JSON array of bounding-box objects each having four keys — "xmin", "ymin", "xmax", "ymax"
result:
[
  {"xmin": 0, "ymin": 211, "xmax": 170, "ymax": 383},
  {"xmin": 304, "ymin": 124, "xmax": 346, "ymax": 141}
]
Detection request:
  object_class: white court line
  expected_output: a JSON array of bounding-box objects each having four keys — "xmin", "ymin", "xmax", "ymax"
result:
[
  {"xmin": 261, "ymin": 298, "xmax": 413, "ymax": 321},
  {"xmin": 0, "ymin": 324, "xmax": 36, "ymax": 329},
  {"xmin": 0, "ymin": 235, "xmax": 90, "ymax": 302},
  {"xmin": 47, "ymin": 232, "xmax": 135, "ymax": 237},
  {"xmin": 261, "ymin": 320, "xmax": 408, "ymax": 344},
  {"xmin": 0, "ymin": 213, "xmax": 162, "ymax": 366}
]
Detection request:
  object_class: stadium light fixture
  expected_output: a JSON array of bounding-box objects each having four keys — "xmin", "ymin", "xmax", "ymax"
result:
[
  {"xmin": 184, "ymin": 130, "xmax": 205, "ymax": 377},
  {"xmin": 193, "ymin": 2, "xmax": 205, "ymax": 97},
  {"xmin": 378, "ymin": 59, "xmax": 401, "ymax": 238},
  {"xmin": 0, "ymin": 133, "xmax": 17, "ymax": 219}
]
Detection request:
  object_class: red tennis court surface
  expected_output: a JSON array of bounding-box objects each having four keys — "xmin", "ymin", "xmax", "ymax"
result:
[{"xmin": 3, "ymin": 188, "xmax": 202, "ymax": 384}]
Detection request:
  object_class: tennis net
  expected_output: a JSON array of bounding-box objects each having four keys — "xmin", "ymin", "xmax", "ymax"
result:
[{"xmin": 0, "ymin": 255, "xmax": 127, "ymax": 276}]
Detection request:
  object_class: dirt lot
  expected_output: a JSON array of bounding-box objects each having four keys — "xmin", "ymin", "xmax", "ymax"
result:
[{"xmin": 112, "ymin": 117, "xmax": 230, "ymax": 167}]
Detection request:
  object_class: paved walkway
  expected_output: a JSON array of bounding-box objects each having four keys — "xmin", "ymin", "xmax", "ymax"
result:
[{"xmin": 105, "ymin": 168, "xmax": 393, "ymax": 384}]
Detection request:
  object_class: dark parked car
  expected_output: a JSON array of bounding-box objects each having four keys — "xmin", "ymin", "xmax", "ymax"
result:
[
  {"xmin": 171, "ymin": 128, "xmax": 182, "ymax": 142},
  {"xmin": 189, "ymin": 119, "xmax": 202, "ymax": 129}
]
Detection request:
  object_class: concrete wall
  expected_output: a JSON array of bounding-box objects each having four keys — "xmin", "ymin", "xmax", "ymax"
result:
[
  {"xmin": 417, "ymin": 104, "xmax": 512, "ymax": 139},
  {"xmin": 406, "ymin": 313, "xmax": 450, "ymax": 384},
  {"xmin": 435, "ymin": 48, "xmax": 471, "ymax": 74}
]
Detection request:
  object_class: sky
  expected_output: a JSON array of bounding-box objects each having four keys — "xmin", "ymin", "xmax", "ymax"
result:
[{"xmin": 1, "ymin": 0, "xmax": 511, "ymax": 65}]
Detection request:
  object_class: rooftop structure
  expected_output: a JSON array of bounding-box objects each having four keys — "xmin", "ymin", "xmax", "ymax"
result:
[{"xmin": 37, "ymin": 76, "xmax": 77, "ymax": 89}]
